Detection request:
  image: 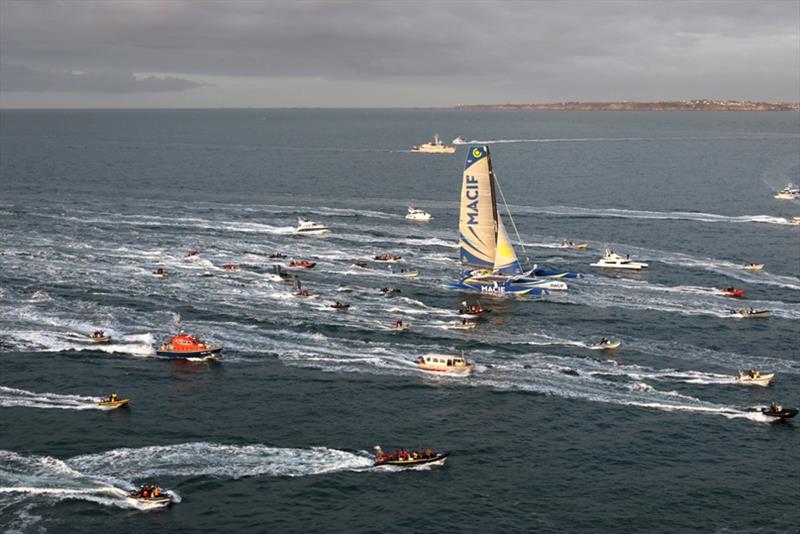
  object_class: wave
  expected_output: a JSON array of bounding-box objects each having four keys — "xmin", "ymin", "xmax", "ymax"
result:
[
  {"xmin": 0, "ymin": 386, "xmax": 105, "ymax": 411},
  {"xmin": 455, "ymin": 134, "xmax": 800, "ymax": 145}
]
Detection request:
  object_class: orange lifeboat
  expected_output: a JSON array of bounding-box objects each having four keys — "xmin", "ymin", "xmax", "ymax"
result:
[{"xmin": 156, "ymin": 331, "xmax": 223, "ymax": 359}]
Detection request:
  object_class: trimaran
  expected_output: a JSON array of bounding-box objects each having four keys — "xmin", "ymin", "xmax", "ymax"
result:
[{"xmin": 445, "ymin": 146, "xmax": 580, "ymax": 295}]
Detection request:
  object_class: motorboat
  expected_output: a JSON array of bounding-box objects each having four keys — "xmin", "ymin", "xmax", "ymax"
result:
[
  {"xmin": 760, "ymin": 403, "xmax": 798, "ymax": 420},
  {"xmin": 152, "ymin": 267, "xmax": 168, "ymax": 278},
  {"xmin": 156, "ymin": 330, "xmax": 223, "ymax": 359},
  {"xmin": 374, "ymin": 254, "xmax": 402, "ymax": 262},
  {"xmin": 720, "ymin": 287, "xmax": 745, "ymax": 298},
  {"xmin": 560, "ymin": 241, "xmax": 588, "ymax": 250},
  {"xmin": 734, "ymin": 370, "xmax": 774, "ymax": 387},
  {"xmin": 295, "ymin": 217, "xmax": 329, "ymax": 235},
  {"xmin": 411, "ymin": 134, "xmax": 456, "ymax": 154},
  {"xmin": 373, "ymin": 446, "xmax": 449, "ymax": 467},
  {"xmin": 742, "ymin": 263, "xmax": 764, "ymax": 272},
  {"xmin": 97, "ymin": 393, "xmax": 129, "ymax": 409},
  {"xmin": 418, "ymin": 353, "xmax": 475, "ymax": 374},
  {"xmin": 405, "ymin": 207, "xmax": 433, "ymax": 221},
  {"xmin": 331, "ymin": 301, "xmax": 350, "ymax": 311},
  {"xmin": 458, "ymin": 303, "xmax": 490, "ymax": 319},
  {"xmin": 596, "ymin": 338, "xmax": 621, "ymax": 351},
  {"xmin": 269, "ymin": 252, "xmax": 287, "ymax": 259},
  {"xmin": 400, "ymin": 270, "xmax": 420, "ymax": 279},
  {"xmin": 381, "ymin": 286, "xmax": 401, "ymax": 295},
  {"xmin": 185, "ymin": 250, "xmax": 199, "ymax": 258},
  {"xmin": 294, "ymin": 289, "xmax": 316, "ymax": 299},
  {"xmin": 730, "ymin": 308, "xmax": 769, "ymax": 319},
  {"xmin": 391, "ymin": 321, "xmax": 409, "ymax": 332},
  {"xmin": 127, "ymin": 486, "xmax": 173, "ymax": 507},
  {"xmin": 774, "ymin": 183, "xmax": 800, "ymax": 200},
  {"xmin": 288, "ymin": 260, "xmax": 316, "ymax": 269},
  {"xmin": 590, "ymin": 249, "xmax": 648, "ymax": 270},
  {"xmin": 790, "ymin": 217, "xmax": 800, "ymax": 225},
  {"xmin": 452, "ymin": 136, "xmax": 466, "ymax": 145},
  {"xmin": 70, "ymin": 330, "xmax": 111, "ymax": 344},
  {"xmin": 222, "ymin": 263, "xmax": 239, "ymax": 272},
  {"xmin": 453, "ymin": 321, "xmax": 477, "ymax": 330}
]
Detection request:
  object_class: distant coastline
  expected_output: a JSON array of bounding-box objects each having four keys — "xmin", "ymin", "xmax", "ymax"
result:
[{"xmin": 455, "ymin": 100, "xmax": 800, "ymax": 111}]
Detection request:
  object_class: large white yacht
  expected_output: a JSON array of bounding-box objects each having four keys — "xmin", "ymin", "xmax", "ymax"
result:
[
  {"xmin": 295, "ymin": 217, "xmax": 329, "ymax": 235},
  {"xmin": 411, "ymin": 134, "xmax": 456, "ymax": 154},
  {"xmin": 590, "ymin": 249, "xmax": 649, "ymax": 270},
  {"xmin": 774, "ymin": 183, "xmax": 800, "ymax": 200}
]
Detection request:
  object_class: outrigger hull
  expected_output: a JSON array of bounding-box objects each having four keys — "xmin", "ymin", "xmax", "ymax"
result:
[
  {"xmin": 531, "ymin": 268, "xmax": 583, "ymax": 279},
  {"xmin": 445, "ymin": 278, "xmax": 548, "ymax": 296}
]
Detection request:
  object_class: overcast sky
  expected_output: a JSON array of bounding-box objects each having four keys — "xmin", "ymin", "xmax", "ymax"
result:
[{"xmin": 1, "ymin": 0, "xmax": 798, "ymax": 108}]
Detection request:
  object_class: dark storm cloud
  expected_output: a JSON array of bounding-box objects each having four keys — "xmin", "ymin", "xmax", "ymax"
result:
[
  {"xmin": 0, "ymin": 0, "xmax": 797, "ymax": 103},
  {"xmin": 0, "ymin": 63, "xmax": 203, "ymax": 93}
]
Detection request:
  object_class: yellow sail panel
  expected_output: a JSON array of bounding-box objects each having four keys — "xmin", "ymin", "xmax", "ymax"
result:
[
  {"xmin": 459, "ymin": 146, "xmax": 497, "ymax": 267},
  {"xmin": 493, "ymin": 215, "xmax": 522, "ymax": 274}
]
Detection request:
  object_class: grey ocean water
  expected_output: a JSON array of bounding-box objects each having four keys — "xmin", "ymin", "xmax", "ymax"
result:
[{"xmin": 1, "ymin": 109, "xmax": 799, "ymax": 533}]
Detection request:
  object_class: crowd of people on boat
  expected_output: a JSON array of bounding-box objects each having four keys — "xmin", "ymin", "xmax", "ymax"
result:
[
  {"xmin": 131, "ymin": 483, "xmax": 164, "ymax": 499},
  {"xmin": 376, "ymin": 448, "xmax": 436, "ymax": 463}
]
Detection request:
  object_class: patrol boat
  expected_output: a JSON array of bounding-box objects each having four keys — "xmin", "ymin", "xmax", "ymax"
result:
[{"xmin": 411, "ymin": 134, "xmax": 456, "ymax": 154}]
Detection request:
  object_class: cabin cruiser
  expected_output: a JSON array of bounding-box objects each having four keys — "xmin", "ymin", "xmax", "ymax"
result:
[
  {"xmin": 760, "ymin": 402, "xmax": 798, "ymax": 420},
  {"xmin": 156, "ymin": 330, "xmax": 223, "ymax": 359},
  {"xmin": 734, "ymin": 369, "xmax": 774, "ymax": 387},
  {"xmin": 730, "ymin": 308, "xmax": 769, "ymax": 319},
  {"xmin": 405, "ymin": 207, "xmax": 433, "ymax": 221},
  {"xmin": 411, "ymin": 134, "xmax": 456, "ymax": 154},
  {"xmin": 774, "ymin": 183, "xmax": 800, "ymax": 200},
  {"xmin": 295, "ymin": 217, "xmax": 329, "ymax": 235},
  {"xmin": 590, "ymin": 249, "xmax": 649, "ymax": 270},
  {"xmin": 742, "ymin": 263, "xmax": 764, "ymax": 272},
  {"xmin": 373, "ymin": 446, "xmax": 449, "ymax": 467},
  {"xmin": 418, "ymin": 353, "xmax": 475, "ymax": 374},
  {"xmin": 127, "ymin": 485, "xmax": 173, "ymax": 507}
]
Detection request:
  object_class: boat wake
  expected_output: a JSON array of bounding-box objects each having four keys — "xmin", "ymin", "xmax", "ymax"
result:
[{"xmin": 0, "ymin": 386, "xmax": 105, "ymax": 411}]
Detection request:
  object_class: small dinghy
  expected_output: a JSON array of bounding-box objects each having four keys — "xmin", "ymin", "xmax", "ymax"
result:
[
  {"xmin": 374, "ymin": 254, "xmax": 402, "ymax": 262},
  {"xmin": 152, "ymin": 267, "xmax": 168, "ymax": 278},
  {"xmin": 331, "ymin": 301, "xmax": 350, "ymax": 311},
  {"xmin": 760, "ymin": 403, "xmax": 798, "ymax": 420},
  {"xmin": 742, "ymin": 263, "xmax": 764, "ymax": 272},
  {"xmin": 734, "ymin": 369, "xmax": 774, "ymax": 387},
  {"xmin": 223, "ymin": 263, "xmax": 240, "ymax": 272},
  {"xmin": 288, "ymin": 260, "xmax": 316, "ymax": 269},
  {"xmin": 269, "ymin": 252, "xmax": 287, "ymax": 259},
  {"xmin": 720, "ymin": 287, "xmax": 745, "ymax": 298},
  {"xmin": 374, "ymin": 446, "xmax": 449, "ymax": 467},
  {"xmin": 185, "ymin": 250, "xmax": 199, "ymax": 258},
  {"xmin": 596, "ymin": 338, "xmax": 621, "ymax": 351},
  {"xmin": 731, "ymin": 308, "xmax": 769, "ymax": 319}
]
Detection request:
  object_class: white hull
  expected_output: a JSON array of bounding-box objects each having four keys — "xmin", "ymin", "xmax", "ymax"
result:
[
  {"xmin": 735, "ymin": 373, "xmax": 774, "ymax": 386},
  {"xmin": 590, "ymin": 261, "xmax": 648, "ymax": 270},
  {"xmin": 405, "ymin": 213, "xmax": 432, "ymax": 221}
]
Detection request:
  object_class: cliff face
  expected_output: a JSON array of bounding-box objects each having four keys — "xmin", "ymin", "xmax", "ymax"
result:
[{"xmin": 455, "ymin": 100, "xmax": 800, "ymax": 111}]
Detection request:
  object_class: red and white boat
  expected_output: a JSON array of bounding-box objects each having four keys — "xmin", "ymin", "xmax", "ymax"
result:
[
  {"xmin": 288, "ymin": 260, "xmax": 316, "ymax": 269},
  {"xmin": 721, "ymin": 287, "xmax": 745, "ymax": 298},
  {"xmin": 156, "ymin": 331, "xmax": 223, "ymax": 359}
]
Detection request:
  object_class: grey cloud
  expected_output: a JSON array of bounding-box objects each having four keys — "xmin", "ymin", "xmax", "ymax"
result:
[{"xmin": 0, "ymin": 63, "xmax": 203, "ymax": 93}]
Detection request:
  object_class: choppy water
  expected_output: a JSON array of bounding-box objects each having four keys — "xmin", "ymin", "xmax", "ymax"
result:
[{"xmin": 1, "ymin": 109, "xmax": 799, "ymax": 533}]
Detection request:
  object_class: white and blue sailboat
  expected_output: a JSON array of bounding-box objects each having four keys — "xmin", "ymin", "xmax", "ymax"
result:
[{"xmin": 444, "ymin": 146, "xmax": 569, "ymax": 295}]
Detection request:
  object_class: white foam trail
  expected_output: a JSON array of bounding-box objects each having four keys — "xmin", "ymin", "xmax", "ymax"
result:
[
  {"xmin": 457, "ymin": 134, "xmax": 800, "ymax": 145},
  {"xmin": 0, "ymin": 386, "xmax": 106, "ymax": 411}
]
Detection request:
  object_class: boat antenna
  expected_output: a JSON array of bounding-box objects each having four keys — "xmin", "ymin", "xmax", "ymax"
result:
[{"xmin": 492, "ymin": 171, "xmax": 529, "ymax": 266}]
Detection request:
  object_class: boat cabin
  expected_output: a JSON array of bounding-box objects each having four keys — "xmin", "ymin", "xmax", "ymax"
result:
[{"xmin": 418, "ymin": 353, "xmax": 474, "ymax": 373}]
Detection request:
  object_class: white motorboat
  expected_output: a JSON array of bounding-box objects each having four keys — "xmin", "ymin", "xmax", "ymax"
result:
[
  {"xmin": 452, "ymin": 136, "xmax": 466, "ymax": 145},
  {"xmin": 590, "ymin": 249, "xmax": 648, "ymax": 270},
  {"xmin": 774, "ymin": 183, "xmax": 800, "ymax": 200},
  {"xmin": 418, "ymin": 353, "xmax": 475, "ymax": 374},
  {"xmin": 295, "ymin": 217, "xmax": 329, "ymax": 235},
  {"xmin": 405, "ymin": 207, "xmax": 432, "ymax": 221},
  {"xmin": 734, "ymin": 370, "xmax": 774, "ymax": 387},
  {"xmin": 790, "ymin": 216, "xmax": 800, "ymax": 225},
  {"xmin": 411, "ymin": 134, "xmax": 456, "ymax": 154}
]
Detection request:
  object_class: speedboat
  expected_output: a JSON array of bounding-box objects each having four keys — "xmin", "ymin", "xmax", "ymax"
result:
[
  {"xmin": 288, "ymin": 260, "xmax": 316, "ymax": 269},
  {"xmin": 295, "ymin": 217, "xmax": 329, "ymax": 235},
  {"xmin": 97, "ymin": 394, "xmax": 129, "ymax": 409},
  {"xmin": 452, "ymin": 136, "xmax": 466, "ymax": 145},
  {"xmin": 734, "ymin": 370, "xmax": 774, "ymax": 387},
  {"xmin": 730, "ymin": 308, "xmax": 769, "ymax": 319},
  {"xmin": 391, "ymin": 321, "xmax": 409, "ymax": 332},
  {"xmin": 127, "ymin": 487, "xmax": 173, "ymax": 507},
  {"xmin": 742, "ymin": 263, "xmax": 764, "ymax": 272},
  {"xmin": 405, "ymin": 207, "xmax": 433, "ymax": 221},
  {"xmin": 590, "ymin": 249, "xmax": 648, "ymax": 270},
  {"xmin": 418, "ymin": 353, "xmax": 475, "ymax": 374},
  {"xmin": 560, "ymin": 241, "xmax": 588, "ymax": 250},
  {"xmin": 71, "ymin": 330, "xmax": 111, "ymax": 344},
  {"xmin": 774, "ymin": 183, "xmax": 800, "ymax": 200},
  {"xmin": 458, "ymin": 303, "xmax": 490, "ymax": 319},
  {"xmin": 331, "ymin": 301, "xmax": 350, "ymax": 311},
  {"xmin": 223, "ymin": 263, "xmax": 239, "ymax": 272},
  {"xmin": 596, "ymin": 339, "xmax": 621, "ymax": 351},
  {"xmin": 760, "ymin": 403, "xmax": 798, "ymax": 420},
  {"xmin": 411, "ymin": 134, "xmax": 456, "ymax": 154},
  {"xmin": 373, "ymin": 446, "xmax": 449, "ymax": 467},
  {"xmin": 269, "ymin": 252, "xmax": 287, "ymax": 259},
  {"xmin": 374, "ymin": 254, "xmax": 402, "ymax": 262},
  {"xmin": 152, "ymin": 267, "xmax": 168, "ymax": 278},
  {"xmin": 720, "ymin": 287, "xmax": 745, "ymax": 298},
  {"xmin": 156, "ymin": 330, "xmax": 223, "ymax": 359},
  {"xmin": 791, "ymin": 216, "xmax": 800, "ymax": 225}
]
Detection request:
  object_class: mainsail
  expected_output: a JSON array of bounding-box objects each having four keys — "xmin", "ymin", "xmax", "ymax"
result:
[{"xmin": 459, "ymin": 146, "xmax": 498, "ymax": 268}]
